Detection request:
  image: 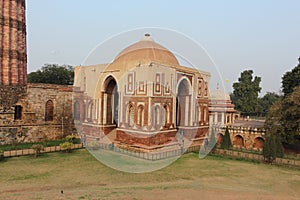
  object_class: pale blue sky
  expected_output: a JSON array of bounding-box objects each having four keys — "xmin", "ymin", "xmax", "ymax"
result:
[{"xmin": 26, "ymin": 0, "xmax": 300, "ymax": 95}]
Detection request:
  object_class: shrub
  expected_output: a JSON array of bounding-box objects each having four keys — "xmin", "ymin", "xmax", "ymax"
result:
[
  {"xmin": 221, "ymin": 127, "xmax": 232, "ymax": 149},
  {"xmin": 60, "ymin": 142, "xmax": 74, "ymax": 153},
  {"xmin": 65, "ymin": 135, "xmax": 81, "ymax": 144},
  {"xmin": 0, "ymin": 149, "xmax": 4, "ymax": 161},
  {"xmin": 31, "ymin": 144, "xmax": 44, "ymax": 158}
]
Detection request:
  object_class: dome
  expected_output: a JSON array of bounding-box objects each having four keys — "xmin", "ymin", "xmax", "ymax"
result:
[
  {"xmin": 112, "ymin": 34, "xmax": 179, "ymax": 68},
  {"xmin": 210, "ymin": 86, "xmax": 231, "ymax": 101}
]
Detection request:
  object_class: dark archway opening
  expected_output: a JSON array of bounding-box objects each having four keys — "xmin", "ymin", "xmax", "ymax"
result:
[
  {"xmin": 104, "ymin": 76, "xmax": 119, "ymax": 127},
  {"xmin": 233, "ymin": 135, "xmax": 244, "ymax": 147},
  {"xmin": 176, "ymin": 79, "xmax": 190, "ymax": 127}
]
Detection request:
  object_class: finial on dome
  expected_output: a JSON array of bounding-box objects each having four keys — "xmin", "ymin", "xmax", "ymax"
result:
[{"xmin": 141, "ymin": 33, "xmax": 154, "ymax": 42}]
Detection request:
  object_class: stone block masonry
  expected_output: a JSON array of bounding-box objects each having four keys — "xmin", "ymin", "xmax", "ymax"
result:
[{"xmin": 0, "ymin": 84, "xmax": 77, "ymax": 145}]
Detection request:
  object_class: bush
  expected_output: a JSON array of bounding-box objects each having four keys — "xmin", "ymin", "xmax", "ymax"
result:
[
  {"xmin": 60, "ymin": 142, "xmax": 74, "ymax": 153},
  {"xmin": 65, "ymin": 135, "xmax": 81, "ymax": 144},
  {"xmin": 0, "ymin": 149, "xmax": 4, "ymax": 161},
  {"xmin": 221, "ymin": 127, "xmax": 232, "ymax": 149},
  {"xmin": 31, "ymin": 144, "xmax": 44, "ymax": 158}
]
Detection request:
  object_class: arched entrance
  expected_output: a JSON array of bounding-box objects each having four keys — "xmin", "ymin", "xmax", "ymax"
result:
[
  {"xmin": 176, "ymin": 78, "xmax": 190, "ymax": 127},
  {"xmin": 103, "ymin": 76, "xmax": 119, "ymax": 127},
  {"xmin": 233, "ymin": 135, "xmax": 244, "ymax": 147},
  {"xmin": 253, "ymin": 137, "xmax": 265, "ymax": 149}
]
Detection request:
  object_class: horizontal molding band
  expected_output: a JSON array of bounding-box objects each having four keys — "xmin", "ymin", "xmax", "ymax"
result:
[
  {"xmin": 0, "ymin": 49, "xmax": 27, "ymax": 61},
  {"xmin": 0, "ymin": 15, "xmax": 26, "ymax": 32}
]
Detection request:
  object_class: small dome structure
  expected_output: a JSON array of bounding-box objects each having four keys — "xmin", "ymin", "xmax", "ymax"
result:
[{"xmin": 210, "ymin": 84, "xmax": 231, "ymax": 101}]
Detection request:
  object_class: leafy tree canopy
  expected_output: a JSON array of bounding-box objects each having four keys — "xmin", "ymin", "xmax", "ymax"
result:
[
  {"xmin": 282, "ymin": 58, "xmax": 300, "ymax": 96},
  {"xmin": 265, "ymin": 86, "xmax": 300, "ymax": 145},
  {"xmin": 28, "ymin": 64, "xmax": 74, "ymax": 85},
  {"xmin": 257, "ymin": 92, "xmax": 282, "ymax": 117},
  {"xmin": 232, "ymin": 70, "xmax": 261, "ymax": 116}
]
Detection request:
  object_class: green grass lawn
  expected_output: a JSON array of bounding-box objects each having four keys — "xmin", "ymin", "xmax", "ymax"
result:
[{"xmin": 0, "ymin": 149, "xmax": 300, "ymax": 200}]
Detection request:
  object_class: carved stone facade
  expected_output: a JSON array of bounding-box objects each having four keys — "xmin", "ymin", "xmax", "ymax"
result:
[{"xmin": 74, "ymin": 34, "xmax": 211, "ymax": 150}]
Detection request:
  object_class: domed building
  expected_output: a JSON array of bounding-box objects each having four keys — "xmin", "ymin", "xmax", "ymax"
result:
[
  {"xmin": 209, "ymin": 84, "xmax": 238, "ymax": 127},
  {"xmin": 74, "ymin": 34, "xmax": 211, "ymax": 150}
]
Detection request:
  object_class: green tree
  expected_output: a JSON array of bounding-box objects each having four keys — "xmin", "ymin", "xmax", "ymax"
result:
[
  {"xmin": 262, "ymin": 134, "xmax": 277, "ymax": 163},
  {"xmin": 263, "ymin": 131, "xmax": 283, "ymax": 163},
  {"xmin": 275, "ymin": 133, "xmax": 284, "ymax": 158},
  {"xmin": 265, "ymin": 86, "xmax": 300, "ymax": 145},
  {"xmin": 221, "ymin": 127, "xmax": 232, "ymax": 149},
  {"xmin": 28, "ymin": 64, "xmax": 74, "ymax": 85},
  {"xmin": 282, "ymin": 58, "xmax": 300, "ymax": 96},
  {"xmin": 257, "ymin": 92, "xmax": 282, "ymax": 117},
  {"xmin": 281, "ymin": 86, "xmax": 300, "ymax": 144},
  {"xmin": 232, "ymin": 70, "xmax": 262, "ymax": 116}
]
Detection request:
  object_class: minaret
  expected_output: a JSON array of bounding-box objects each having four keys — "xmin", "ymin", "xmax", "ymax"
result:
[
  {"xmin": 0, "ymin": 0, "xmax": 27, "ymax": 112},
  {"xmin": 0, "ymin": 0, "xmax": 27, "ymax": 85}
]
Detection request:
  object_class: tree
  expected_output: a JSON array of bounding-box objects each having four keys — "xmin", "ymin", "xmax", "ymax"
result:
[
  {"xmin": 280, "ymin": 86, "xmax": 300, "ymax": 144},
  {"xmin": 265, "ymin": 57, "xmax": 300, "ymax": 147},
  {"xmin": 257, "ymin": 92, "xmax": 282, "ymax": 117},
  {"xmin": 282, "ymin": 58, "xmax": 300, "ymax": 96},
  {"xmin": 266, "ymin": 86, "xmax": 300, "ymax": 145},
  {"xmin": 263, "ymin": 132, "xmax": 283, "ymax": 163},
  {"xmin": 221, "ymin": 127, "xmax": 232, "ymax": 149},
  {"xmin": 28, "ymin": 64, "xmax": 74, "ymax": 85},
  {"xmin": 232, "ymin": 70, "xmax": 262, "ymax": 116},
  {"xmin": 262, "ymin": 134, "xmax": 276, "ymax": 163}
]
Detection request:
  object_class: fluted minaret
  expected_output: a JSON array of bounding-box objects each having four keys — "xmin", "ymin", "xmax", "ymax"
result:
[
  {"xmin": 0, "ymin": 0, "xmax": 27, "ymax": 86},
  {"xmin": 0, "ymin": 0, "xmax": 27, "ymax": 112}
]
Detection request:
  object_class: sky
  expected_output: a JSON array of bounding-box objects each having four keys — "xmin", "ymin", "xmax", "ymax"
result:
[{"xmin": 26, "ymin": 0, "xmax": 300, "ymax": 95}]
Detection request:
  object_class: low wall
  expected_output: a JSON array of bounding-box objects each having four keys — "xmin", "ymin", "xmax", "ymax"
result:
[
  {"xmin": 3, "ymin": 143, "xmax": 83, "ymax": 158},
  {"xmin": 215, "ymin": 149, "xmax": 300, "ymax": 167}
]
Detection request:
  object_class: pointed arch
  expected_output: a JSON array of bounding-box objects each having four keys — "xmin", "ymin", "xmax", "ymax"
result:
[
  {"xmin": 176, "ymin": 78, "xmax": 191, "ymax": 127},
  {"xmin": 45, "ymin": 100, "xmax": 54, "ymax": 121},
  {"xmin": 103, "ymin": 76, "xmax": 119, "ymax": 126},
  {"xmin": 137, "ymin": 105, "xmax": 145, "ymax": 127},
  {"xmin": 126, "ymin": 103, "xmax": 135, "ymax": 127}
]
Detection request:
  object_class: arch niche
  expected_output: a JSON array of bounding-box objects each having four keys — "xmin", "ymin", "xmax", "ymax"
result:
[
  {"xmin": 253, "ymin": 137, "xmax": 265, "ymax": 149},
  {"xmin": 103, "ymin": 76, "xmax": 119, "ymax": 127},
  {"xmin": 176, "ymin": 78, "xmax": 191, "ymax": 127},
  {"xmin": 233, "ymin": 135, "xmax": 244, "ymax": 147}
]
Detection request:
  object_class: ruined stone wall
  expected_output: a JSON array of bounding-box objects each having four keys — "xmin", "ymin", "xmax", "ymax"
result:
[{"xmin": 0, "ymin": 84, "xmax": 77, "ymax": 144}]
